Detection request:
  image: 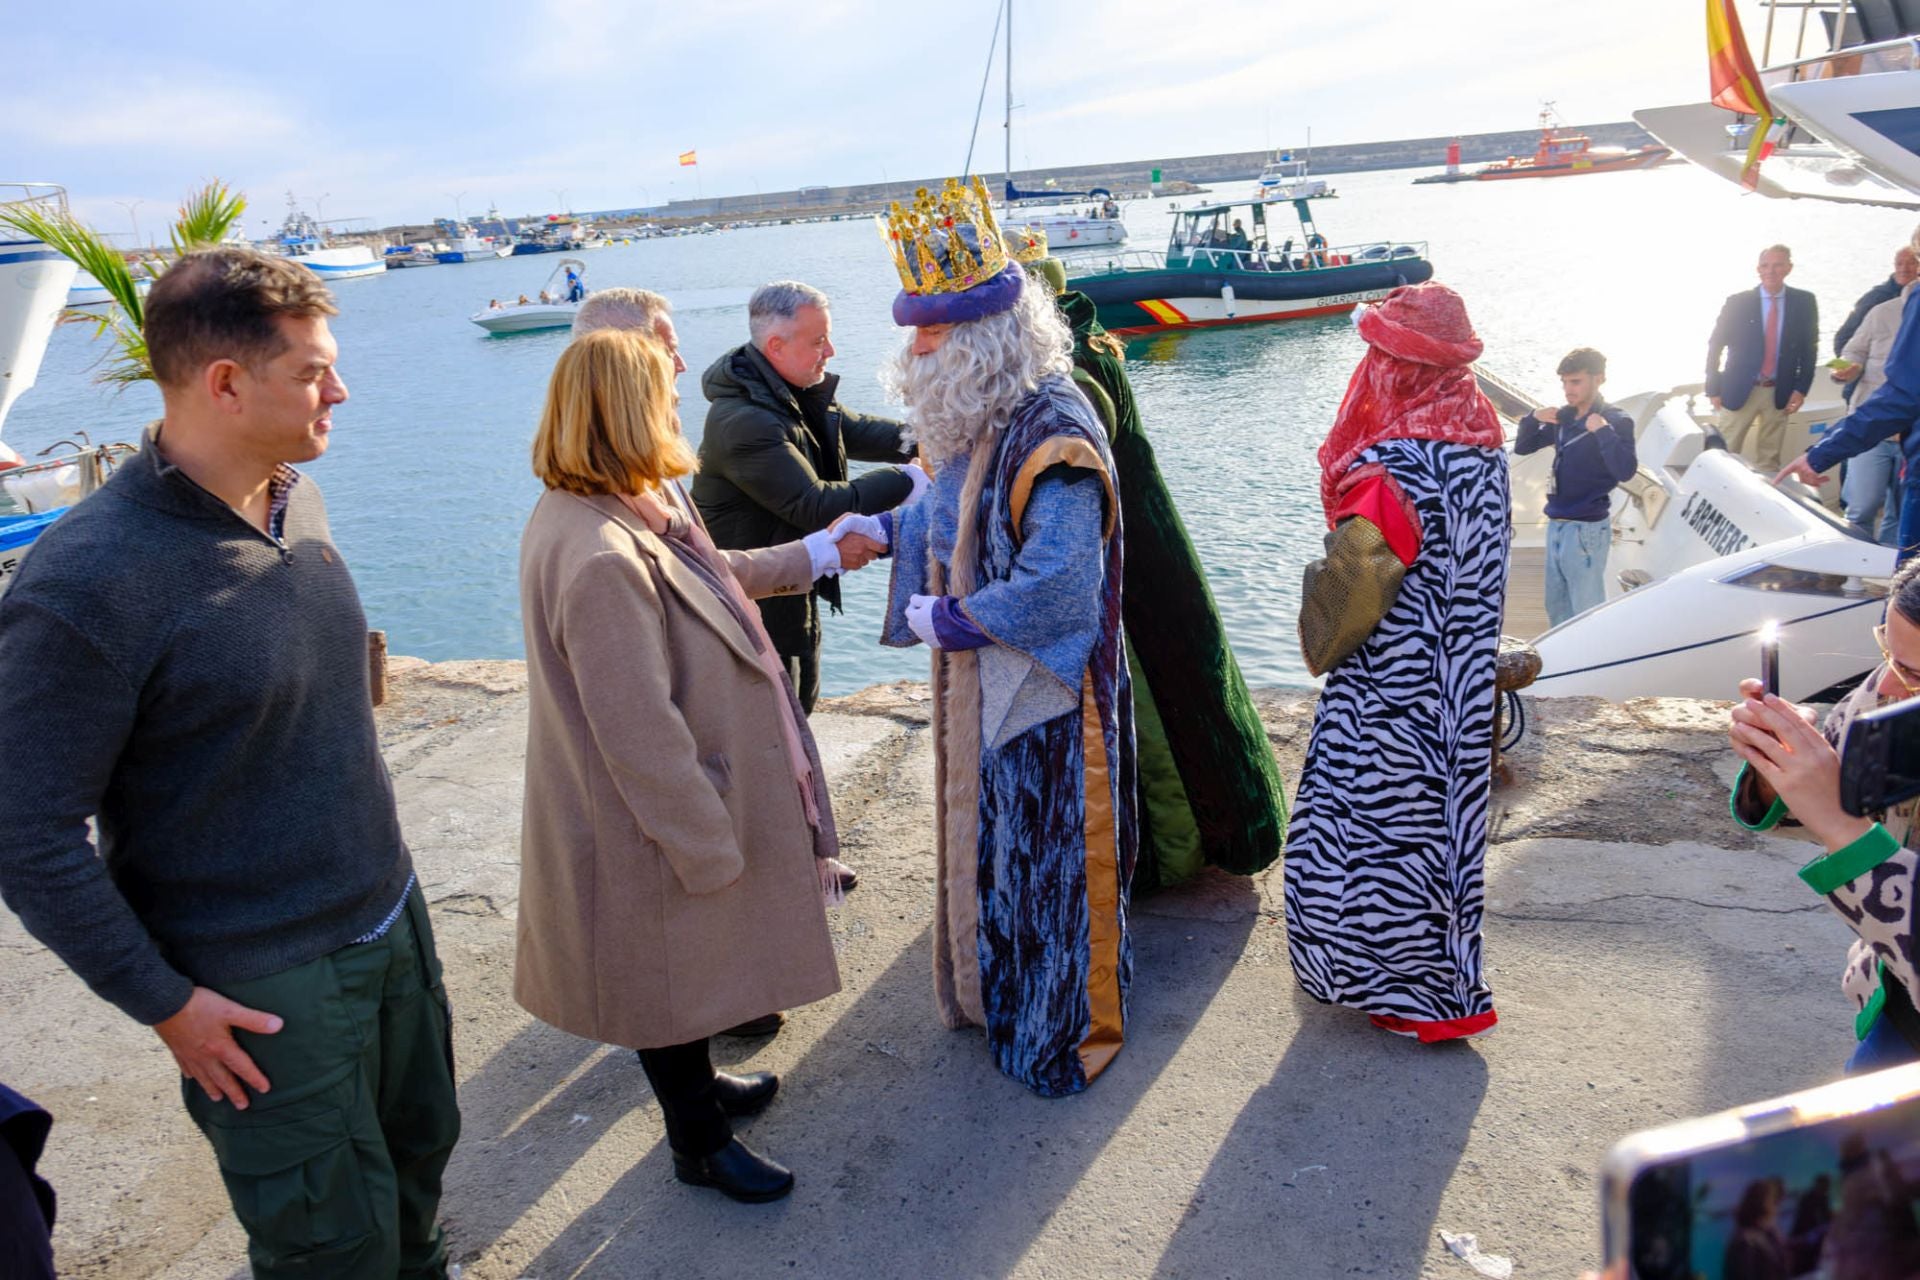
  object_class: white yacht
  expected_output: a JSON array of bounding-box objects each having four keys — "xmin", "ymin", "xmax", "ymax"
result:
[
  {"xmin": 434, "ymin": 226, "xmax": 511, "ymax": 264},
  {"xmin": 469, "ymin": 257, "xmax": 586, "ymax": 334},
  {"xmin": 1254, "ymin": 154, "xmax": 1332, "ymax": 200},
  {"xmin": 0, "ymin": 183, "xmax": 77, "ymax": 438}
]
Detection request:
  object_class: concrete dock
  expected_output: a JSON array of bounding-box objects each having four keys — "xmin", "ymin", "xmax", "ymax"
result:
[{"xmin": 1, "ymin": 661, "xmax": 1861, "ymax": 1278}]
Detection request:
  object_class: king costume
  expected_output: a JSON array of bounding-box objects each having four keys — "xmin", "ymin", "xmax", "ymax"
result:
[
  {"xmin": 1285, "ymin": 282, "xmax": 1510, "ymax": 1043},
  {"xmin": 878, "ymin": 180, "xmax": 1137, "ymax": 1097}
]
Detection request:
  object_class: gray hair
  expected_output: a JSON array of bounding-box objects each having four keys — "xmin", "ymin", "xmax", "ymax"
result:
[
  {"xmin": 1891, "ymin": 557, "xmax": 1920, "ymax": 627},
  {"xmin": 748, "ymin": 280, "xmax": 830, "ymax": 347},
  {"xmin": 880, "ymin": 278, "xmax": 1072, "ymax": 465},
  {"xmin": 1760, "ymin": 243, "xmax": 1793, "ymax": 263},
  {"xmin": 572, "ymin": 287, "xmax": 670, "ymax": 337}
]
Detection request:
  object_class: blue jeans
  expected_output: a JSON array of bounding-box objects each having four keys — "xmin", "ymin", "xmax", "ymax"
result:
[
  {"xmin": 1842, "ymin": 437, "xmax": 1903, "ymax": 545},
  {"xmin": 1845, "ymin": 1011, "xmax": 1918, "ymax": 1074},
  {"xmin": 1545, "ymin": 517, "xmax": 1610, "ymax": 628}
]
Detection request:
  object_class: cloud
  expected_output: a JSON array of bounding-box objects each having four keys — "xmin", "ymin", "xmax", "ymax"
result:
[{"xmin": 10, "ymin": 77, "xmax": 304, "ymax": 152}]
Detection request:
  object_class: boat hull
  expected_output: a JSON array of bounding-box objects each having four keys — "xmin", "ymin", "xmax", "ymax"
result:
[
  {"xmin": 470, "ymin": 304, "xmax": 578, "ymax": 333},
  {"xmin": 1070, "ymin": 257, "xmax": 1434, "ymax": 335},
  {"xmin": 1027, "ymin": 215, "xmax": 1126, "ymax": 248},
  {"xmin": 290, "ymin": 246, "xmax": 386, "ymax": 279},
  {"xmin": 1475, "ymin": 147, "xmax": 1670, "ymax": 179},
  {"xmin": 0, "ymin": 238, "xmax": 76, "ymax": 435}
]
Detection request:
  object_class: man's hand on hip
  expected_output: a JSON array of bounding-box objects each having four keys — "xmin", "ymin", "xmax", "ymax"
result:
[{"xmin": 154, "ymin": 986, "xmax": 284, "ymax": 1109}]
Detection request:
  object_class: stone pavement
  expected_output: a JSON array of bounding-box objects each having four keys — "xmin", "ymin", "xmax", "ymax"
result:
[{"xmin": 0, "ymin": 662, "xmax": 1860, "ymax": 1278}]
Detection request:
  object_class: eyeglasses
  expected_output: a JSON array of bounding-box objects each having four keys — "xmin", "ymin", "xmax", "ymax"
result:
[{"xmin": 1874, "ymin": 624, "xmax": 1920, "ymax": 695}]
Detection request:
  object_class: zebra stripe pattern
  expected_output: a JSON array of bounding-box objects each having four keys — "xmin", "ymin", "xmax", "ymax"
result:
[{"xmin": 1285, "ymin": 437, "xmax": 1510, "ymax": 1023}]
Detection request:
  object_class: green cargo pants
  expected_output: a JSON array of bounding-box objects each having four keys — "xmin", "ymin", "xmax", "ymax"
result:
[{"xmin": 183, "ymin": 888, "xmax": 461, "ymax": 1279}]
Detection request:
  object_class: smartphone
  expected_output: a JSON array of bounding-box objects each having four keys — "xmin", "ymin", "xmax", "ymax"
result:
[
  {"xmin": 1759, "ymin": 621, "xmax": 1780, "ymax": 698},
  {"xmin": 1840, "ymin": 696, "xmax": 1920, "ymax": 816},
  {"xmin": 1600, "ymin": 1063, "xmax": 1920, "ymax": 1279}
]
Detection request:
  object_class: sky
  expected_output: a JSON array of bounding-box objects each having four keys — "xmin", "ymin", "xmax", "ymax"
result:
[{"xmin": 5, "ymin": 0, "xmax": 1776, "ymax": 237}]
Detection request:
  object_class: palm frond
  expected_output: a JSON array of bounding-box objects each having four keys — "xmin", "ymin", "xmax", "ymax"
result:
[
  {"xmin": 0, "ymin": 204, "xmax": 148, "ymax": 324},
  {"xmin": 170, "ymin": 180, "xmax": 246, "ymax": 254}
]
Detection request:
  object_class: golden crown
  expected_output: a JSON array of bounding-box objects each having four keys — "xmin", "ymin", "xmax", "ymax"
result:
[
  {"xmin": 1006, "ymin": 225, "xmax": 1049, "ymax": 264},
  {"xmin": 879, "ymin": 176, "xmax": 1010, "ymax": 296}
]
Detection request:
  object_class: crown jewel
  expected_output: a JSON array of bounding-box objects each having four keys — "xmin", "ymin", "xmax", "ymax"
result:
[{"xmin": 879, "ymin": 176, "xmax": 1011, "ymax": 297}]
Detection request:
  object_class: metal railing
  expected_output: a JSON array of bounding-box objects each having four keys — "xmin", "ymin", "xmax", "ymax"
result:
[
  {"xmin": 1070, "ymin": 240, "xmax": 1428, "ymax": 275},
  {"xmin": 0, "ymin": 182, "xmax": 69, "ymax": 220}
]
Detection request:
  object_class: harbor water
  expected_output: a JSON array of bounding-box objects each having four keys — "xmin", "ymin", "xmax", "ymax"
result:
[{"xmin": 7, "ymin": 163, "xmax": 1915, "ymax": 695}]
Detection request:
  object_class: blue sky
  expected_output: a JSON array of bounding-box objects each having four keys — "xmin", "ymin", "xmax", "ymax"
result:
[{"xmin": 8, "ymin": 0, "xmax": 1750, "ymax": 236}]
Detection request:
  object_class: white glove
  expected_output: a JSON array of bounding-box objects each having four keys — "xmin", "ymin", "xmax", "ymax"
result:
[
  {"xmin": 801, "ymin": 528, "xmax": 842, "ymax": 579},
  {"xmin": 905, "ymin": 593, "xmax": 943, "ymax": 649},
  {"xmin": 900, "ymin": 461, "xmax": 931, "ymax": 506},
  {"xmin": 830, "ymin": 511, "xmax": 888, "ymax": 548}
]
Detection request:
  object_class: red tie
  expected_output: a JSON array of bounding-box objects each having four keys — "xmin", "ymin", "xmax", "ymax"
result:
[{"xmin": 1760, "ymin": 292, "xmax": 1780, "ymax": 379}]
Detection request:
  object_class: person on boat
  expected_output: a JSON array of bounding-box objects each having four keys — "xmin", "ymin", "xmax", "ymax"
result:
[
  {"xmin": 1833, "ymin": 276, "xmax": 1914, "ymax": 545},
  {"xmin": 565, "ymin": 267, "xmax": 583, "ymax": 303},
  {"xmin": 1010, "ymin": 227, "xmax": 1285, "ymax": 893},
  {"xmin": 0, "ymin": 248, "xmax": 462, "ymax": 1275},
  {"xmin": 1101, "ymin": 197, "xmax": 1119, "ymax": 219},
  {"xmin": 693, "ymin": 280, "xmax": 921, "ymax": 715},
  {"xmin": 1512, "ymin": 347, "xmax": 1637, "ymax": 626},
  {"xmin": 1286, "ymin": 280, "xmax": 1509, "ymax": 1044},
  {"xmin": 517, "ymin": 293, "xmax": 531, "ymax": 305},
  {"xmin": 1225, "ymin": 220, "xmax": 1251, "ymax": 255},
  {"xmin": 1706, "ymin": 244, "xmax": 1819, "ymax": 475},
  {"xmin": 516, "ymin": 329, "xmax": 863, "ymax": 1204},
  {"xmin": 489, "ymin": 298, "xmax": 503, "ymax": 310},
  {"xmin": 1778, "ymin": 227, "xmax": 1920, "ymax": 562},
  {"xmin": 1728, "ymin": 556, "xmax": 1920, "ymax": 1074},
  {"xmin": 861, "ymin": 176, "xmax": 1136, "ymax": 1097},
  {"xmin": 1834, "ymin": 246, "xmax": 1918, "ymax": 404}
]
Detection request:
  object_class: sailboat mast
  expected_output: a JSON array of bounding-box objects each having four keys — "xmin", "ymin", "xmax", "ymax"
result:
[{"xmin": 1004, "ymin": 0, "xmax": 1013, "ymax": 199}]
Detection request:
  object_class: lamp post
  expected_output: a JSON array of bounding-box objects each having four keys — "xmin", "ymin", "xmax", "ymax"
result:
[
  {"xmin": 114, "ymin": 199, "xmax": 145, "ymax": 251},
  {"xmin": 314, "ymin": 192, "xmax": 332, "ymax": 229},
  {"xmin": 552, "ymin": 189, "xmax": 569, "ymax": 213},
  {"xmin": 449, "ymin": 190, "xmax": 468, "ymax": 223}
]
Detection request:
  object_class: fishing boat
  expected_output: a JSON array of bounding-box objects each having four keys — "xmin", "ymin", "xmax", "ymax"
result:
[
  {"xmin": 469, "ymin": 257, "xmax": 586, "ymax": 334},
  {"xmin": 383, "ymin": 245, "xmax": 440, "ymax": 268},
  {"xmin": 268, "ymin": 195, "xmax": 385, "ymax": 280},
  {"xmin": 1473, "ymin": 105, "xmax": 1670, "ymax": 180},
  {"xmin": 434, "ymin": 225, "xmax": 511, "ymax": 264},
  {"xmin": 1064, "ymin": 193, "xmax": 1430, "ymax": 335}
]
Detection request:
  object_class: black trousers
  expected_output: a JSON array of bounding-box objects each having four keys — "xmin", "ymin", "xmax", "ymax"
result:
[
  {"xmin": 778, "ymin": 637, "xmax": 821, "ymax": 715},
  {"xmin": 636, "ymin": 1039, "xmax": 730, "ymax": 1157}
]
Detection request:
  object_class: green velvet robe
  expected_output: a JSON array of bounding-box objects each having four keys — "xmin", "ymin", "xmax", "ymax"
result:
[{"xmin": 1056, "ymin": 288, "xmax": 1287, "ymax": 891}]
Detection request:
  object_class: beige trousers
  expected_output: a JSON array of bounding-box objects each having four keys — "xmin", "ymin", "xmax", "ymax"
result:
[{"xmin": 1719, "ymin": 396, "xmax": 1791, "ymax": 474}]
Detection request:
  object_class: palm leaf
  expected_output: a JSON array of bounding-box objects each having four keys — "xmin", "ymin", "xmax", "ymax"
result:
[
  {"xmin": 0, "ymin": 204, "xmax": 148, "ymax": 323},
  {"xmin": 170, "ymin": 180, "xmax": 246, "ymax": 254}
]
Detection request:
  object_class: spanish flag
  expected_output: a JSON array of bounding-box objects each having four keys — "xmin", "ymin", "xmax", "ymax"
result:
[
  {"xmin": 678, "ymin": 150, "xmax": 698, "ymax": 167},
  {"xmin": 1707, "ymin": 0, "xmax": 1778, "ymax": 189}
]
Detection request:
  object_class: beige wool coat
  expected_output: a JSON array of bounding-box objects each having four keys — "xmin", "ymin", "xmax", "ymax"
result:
[{"xmin": 514, "ymin": 488, "xmax": 841, "ymax": 1050}]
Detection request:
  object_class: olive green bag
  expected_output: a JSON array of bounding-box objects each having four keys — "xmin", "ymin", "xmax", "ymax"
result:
[{"xmin": 1298, "ymin": 517, "xmax": 1407, "ymax": 677}]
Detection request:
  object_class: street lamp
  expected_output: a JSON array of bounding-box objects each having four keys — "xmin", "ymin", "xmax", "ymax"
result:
[
  {"xmin": 314, "ymin": 192, "xmax": 332, "ymax": 229},
  {"xmin": 552, "ymin": 189, "xmax": 569, "ymax": 213},
  {"xmin": 449, "ymin": 191, "xmax": 468, "ymax": 223},
  {"xmin": 114, "ymin": 199, "xmax": 145, "ymax": 251}
]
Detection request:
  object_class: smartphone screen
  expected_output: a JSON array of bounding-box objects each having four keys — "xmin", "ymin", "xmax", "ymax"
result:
[{"xmin": 1603, "ymin": 1067, "xmax": 1920, "ymax": 1278}]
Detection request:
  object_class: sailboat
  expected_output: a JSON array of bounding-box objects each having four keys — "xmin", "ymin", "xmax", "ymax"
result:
[{"xmin": 985, "ymin": 0, "xmax": 1127, "ymax": 248}]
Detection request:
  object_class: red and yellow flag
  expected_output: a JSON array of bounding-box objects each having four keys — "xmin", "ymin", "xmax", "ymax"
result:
[
  {"xmin": 678, "ymin": 150, "xmax": 698, "ymax": 167},
  {"xmin": 1706, "ymin": 1, "xmax": 1778, "ymax": 190}
]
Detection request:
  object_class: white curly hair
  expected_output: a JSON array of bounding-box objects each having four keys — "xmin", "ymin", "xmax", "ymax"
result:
[{"xmin": 880, "ymin": 277, "xmax": 1072, "ymax": 465}]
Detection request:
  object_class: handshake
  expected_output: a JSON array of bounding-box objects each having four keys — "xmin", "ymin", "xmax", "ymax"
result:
[{"xmin": 798, "ymin": 462, "xmax": 927, "ymax": 579}]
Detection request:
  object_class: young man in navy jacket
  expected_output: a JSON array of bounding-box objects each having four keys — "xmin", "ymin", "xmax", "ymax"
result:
[{"xmin": 1515, "ymin": 347, "xmax": 1638, "ymax": 626}]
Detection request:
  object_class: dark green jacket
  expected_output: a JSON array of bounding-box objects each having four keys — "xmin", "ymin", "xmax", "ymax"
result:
[
  {"xmin": 1058, "ymin": 289, "xmax": 1286, "ymax": 890},
  {"xmin": 692, "ymin": 343, "xmax": 912, "ymax": 653}
]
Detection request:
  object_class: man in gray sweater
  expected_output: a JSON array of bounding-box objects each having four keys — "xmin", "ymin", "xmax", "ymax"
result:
[{"xmin": 0, "ymin": 249, "xmax": 460, "ymax": 1278}]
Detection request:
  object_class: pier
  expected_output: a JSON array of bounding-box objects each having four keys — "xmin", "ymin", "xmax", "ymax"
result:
[{"xmin": 3, "ymin": 661, "xmax": 1855, "ymax": 1278}]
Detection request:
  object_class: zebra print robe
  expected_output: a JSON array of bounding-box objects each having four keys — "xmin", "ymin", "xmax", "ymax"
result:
[{"xmin": 1285, "ymin": 435, "xmax": 1510, "ymax": 1027}]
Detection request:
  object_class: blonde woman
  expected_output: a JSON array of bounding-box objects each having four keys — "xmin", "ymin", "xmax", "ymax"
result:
[{"xmin": 515, "ymin": 328, "xmax": 858, "ymax": 1202}]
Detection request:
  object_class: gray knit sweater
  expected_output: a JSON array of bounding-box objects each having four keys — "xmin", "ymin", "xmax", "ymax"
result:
[{"xmin": 0, "ymin": 435, "xmax": 413, "ymax": 1025}]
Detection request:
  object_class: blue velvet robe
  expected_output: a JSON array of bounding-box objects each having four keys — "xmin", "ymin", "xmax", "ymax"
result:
[{"xmin": 885, "ymin": 374, "xmax": 1137, "ymax": 1097}]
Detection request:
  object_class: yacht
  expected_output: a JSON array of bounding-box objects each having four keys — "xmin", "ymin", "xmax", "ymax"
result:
[
  {"xmin": 0, "ymin": 183, "xmax": 77, "ymax": 438},
  {"xmin": 470, "ymin": 257, "xmax": 587, "ymax": 334},
  {"xmin": 268, "ymin": 195, "xmax": 385, "ymax": 279}
]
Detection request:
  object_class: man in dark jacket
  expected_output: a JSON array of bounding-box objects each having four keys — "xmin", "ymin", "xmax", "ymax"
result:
[
  {"xmin": 694, "ymin": 280, "xmax": 922, "ymax": 711},
  {"xmin": 1705, "ymin": 243, "xmax": 1819, "ymax": 474}
]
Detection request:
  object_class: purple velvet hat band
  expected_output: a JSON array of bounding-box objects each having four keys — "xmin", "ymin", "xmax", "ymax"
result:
[{"xmin": 891, "ymin": 263, "xmax": 1024, "ymax": 327}]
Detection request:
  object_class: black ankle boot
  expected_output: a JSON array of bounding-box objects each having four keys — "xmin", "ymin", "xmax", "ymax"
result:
[
  {"xmin": 673, "ymin": 1139, "xmax": 794, "ymax": 1203},
  {"xmin": 712, "ymin": 1072, "xmax": 778, "ymax": 1117}
]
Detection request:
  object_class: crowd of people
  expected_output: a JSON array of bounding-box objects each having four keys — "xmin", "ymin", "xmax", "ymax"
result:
[{"xmin": 0, "ymin": 183, "xmax": 1915, "ymax": 1276}]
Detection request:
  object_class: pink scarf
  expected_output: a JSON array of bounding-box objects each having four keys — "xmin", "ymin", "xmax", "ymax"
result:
[{"xmin": 618, "ymin": 487, "xmax": 822, "ymax": 831}]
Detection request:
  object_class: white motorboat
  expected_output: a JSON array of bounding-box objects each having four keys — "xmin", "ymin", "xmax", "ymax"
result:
[
  {"xmin": 1495, "ymin": 376, "xmax": 1889, "ymax": 703},
  {"xmin": 0, "ymin": 182, "xmax": 77, "ymax": 438},
  {"xmin": 1254, "ymin": 153, "xmax": 1332, "ymax": 200},
  {"xmin": 434, "ymin": 226, "xmax": 511, "ymax": 264},
  {"xmin": 67, "ymin": 268, "xmax": 151, "ymax": 307},
  {"xmin": 470, "ymin": 257, "xmax": 586, "ymax": 334}
]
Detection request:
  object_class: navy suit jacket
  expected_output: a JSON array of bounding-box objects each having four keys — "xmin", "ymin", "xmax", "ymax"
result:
[{"xmin": 1705, "ymin": 285, "xmax": 1819, "ymax": 411}]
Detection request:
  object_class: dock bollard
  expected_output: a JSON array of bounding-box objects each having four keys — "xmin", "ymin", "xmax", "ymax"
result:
[{"xmin": 369, "ymin": 630, "xmax": 389, "ymax": 706}]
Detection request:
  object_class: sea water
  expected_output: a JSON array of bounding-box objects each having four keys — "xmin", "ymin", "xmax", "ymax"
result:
[{"xmin": 7, "ymin": 163, "xmax": 1914, "ymax": 694}]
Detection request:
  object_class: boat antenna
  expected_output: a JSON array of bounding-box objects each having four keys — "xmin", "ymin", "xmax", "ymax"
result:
[
  {"xmin": 961, "ymin": 0, "xmax": 1006, "ymax": 179},
  {"xmin": 1004, "ymin": 0, "xmax": 1014, "ymax": 200}
]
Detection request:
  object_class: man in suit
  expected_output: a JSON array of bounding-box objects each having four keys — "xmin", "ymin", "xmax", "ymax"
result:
[{"xmin": 1706, "ymin": 243, "xmax": 1819, "ymax": 474}]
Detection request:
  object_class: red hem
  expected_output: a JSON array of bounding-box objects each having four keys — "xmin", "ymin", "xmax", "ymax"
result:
[{"xmin": 1369, "ymin": 1011, "xmax": 1499, "ymax": 1043}]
